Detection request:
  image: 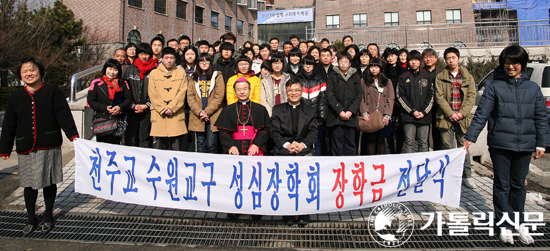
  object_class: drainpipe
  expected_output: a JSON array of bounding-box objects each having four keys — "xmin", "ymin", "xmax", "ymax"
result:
[
  {"xmin": 121, "ymin": 0, "xmax": 126, "ymax": 44},
  {"xmin": 191, "ymin": 0, "xmax": 195, "ymax": 42}
]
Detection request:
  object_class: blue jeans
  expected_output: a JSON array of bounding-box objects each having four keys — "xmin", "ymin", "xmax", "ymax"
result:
[
  {"xmin": 196, "ymin": 125, "xmax": 219, "ymax": 153},
  {"xmin": 490, "ymin": 147, "xmax": 532, "ymax": 231}
]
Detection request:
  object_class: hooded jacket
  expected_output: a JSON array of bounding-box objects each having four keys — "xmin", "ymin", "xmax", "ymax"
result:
[
  {"xmin": 213, "ymin": 57, "xmax": 236, "ymax": 85},
  {"xmin": 396, "ymin": 69, "xmax": 434, "ymax": 124},
  {"xmin": 226, "ymin": 72, "xmax": 262, "ymax": 105},
  {"xmin": 295, "ymin": 70, "xmax": 328, "ymax": 123},
  {"xmin": 326, "ymin": 67, "xmax": 363, "ymax": 128},
  {"xmin": 465, "ymin": 66, "xmax": 550, "ymax": 151}
]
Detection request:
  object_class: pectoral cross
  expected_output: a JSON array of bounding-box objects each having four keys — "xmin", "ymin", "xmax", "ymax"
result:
[{"xmin": 240, "ymin": 127, "xmax": 248, "ymax": 136}]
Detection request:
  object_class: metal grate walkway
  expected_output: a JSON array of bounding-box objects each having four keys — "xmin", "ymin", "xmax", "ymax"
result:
[{"xmin": 1, "ymin": 210, "xmax": 549, "ymax": 249}]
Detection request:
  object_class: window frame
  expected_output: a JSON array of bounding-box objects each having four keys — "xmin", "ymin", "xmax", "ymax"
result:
[
  {"xmin": 384, "ymin": 12, "xmax": 399, "ymax": 26},
  {"xmin": 127, "ymin": 29, "xmax": 141, "ymax": 45},
  {"xmin": 154, "ymin": 0, "xmax": 166, "ymax": 14},
  {"xmin": 248, "ymin": 23, "xmax": 254, "ymax": 37},
  {"xmin": 211, "ymin": 11, "xmax": 219, "ymax": 29},
  {"xmin": 237, "ymin": 20, "xmax": 244, "ymax": 35},
  {"xmin": 353, "ymin": 13, "xmax": 367, "ymax": 27},
  {"xmin": 326, "ymin": 14, "xmax": 340, "ymax": 29},
  {"xmin": 195, "ymin": 6, "xmax": 204, "ymax": 24},
  {"xmin": 225, "ymin": 15, "xmax": 232, "ymax": 32},
  {"xmin": 128, "ymin": 0, "xmax": 142, "ymax": 8},
  {"xmin": 416, "ymin": 10, "xmax": 432, "ymax": 25},
  {"xmin": 176, "ymin": 0, "xmax": 186, "ymax": 19},
  {"xmin": 446, "ymin": 9, "xmax": 462, "ymax": 23}
]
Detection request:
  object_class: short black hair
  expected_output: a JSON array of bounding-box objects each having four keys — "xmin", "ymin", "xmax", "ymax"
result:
[
  {"xmin": 499, "ymin": 45, "xmax": 529, "ymax": 70},
  {"xmin": 336, "ymin": 51, "xmax": 352, "ymax": 62},
  {"xmin": 167, "ymin": 38, "xmax": 178, "ymax": 45},
  {"xmin": 367, "ymin": 43, "xmax": 379, "ymax": 56},
  {"xmin": 196, "ymin": 40, "xmax": 210, "ymax": 47},
  {"xmin": 16, "ymin": 57, "xmax": 45, "ymax": 81},
  {"xmin": 241, "ymin": 47, "xmax": 254, "ymax": 57},
  {"xmin": 136, "ymin": 43, "xmax": 153, "ymax": 57},
  {"xmin": 100, "ymin": 59, "xmax": 122, "ymax": 78},
  {"xmin": 342, "ymin": 35, "xmax": 353, "ymax": 42},
  {"xmin": 307, "ymin": 45, "xmax": 321, "ymax": 56},
  {"xmin": 151, "ymin": 37, "xmax": 165, "ymax": 47},
  {"xmin": 221, "ymin": 32, "xmax": 237, "ymax": 43},
  {"xmin": 289, "ymin": 35, "xmax": 299, "ymax": 41},
  {"xmin": 286, "ymin": 77, "xmax": 302, "ymax": 89},
  {"xmin": 219, "ymin": 42, "xmax": 235, "ymax": 53},
  {"xmin": 306, "ymin": 40, "xmax": 315, "ymax": 45},
  {"xmin": 345, "ymin": 44, "xmax": 360, "ymax": 61},
  {"xmin": 260, "ymin": 60, "xmax": 272, "ymax": 72},
  {"xmin": 269, "ymin": 37, "xmax": 279, "ymax": 43},
  {"xmin": 407, "ymin": 50, "xmax": 423, "ymax": 62},
  {"xmin": 443, "ymin": 47, "xmax": 460, "ymax": 59},
  {"xmin": 283, "ymin": 41, "xmax": 293, "ymax": 47},
  {"xmin": 178, "ymin": 35, "xmax": 191, "ymax": 44},
  {"xmin": 288, "ymin": 48, "xmax": 302, "ymax": 58},
  {"xmin": 235, "ymin": 55, "xmax": 252, "ymax": 74},
  {"xmin": 182, "ymin": 45, "xmax": 198, "ymax": 64},
  {"xmin": 233, "ymin": 79, "xmax": 251, "ymax": 91},
  {"xmin": 212, "ymin": 41, "xmax": 221, "ymax": 47},
  {"xmin": 124, "ymin": 43, "xmax": 136, "ymax": 51},
  {"xmin": 382, "ymin": 47, "xmax": 398, "ymax": 59},
  {"xmin": 271, "ymin": 53, "xmax": 285, "ymax": 64},
  {"xmin": 259, "ymin": 43, "xmax": 270, "ymax": 51},
  {"xmin": 320, "ymin": 48, "xmax": 332, "ymax": 56},
  {"xmin": 161, "ymin": 47, "xmax": 177, "ymax": 58},
  {"xmin": 321, "ymin": 38, "xmax": 330, "ymax": 44},
  {"xmin": 302, "ymin": 55, "xmax": 316, "ymax": 66},
  {"xmin": 298, "ymin": 41, "xmax": 307, "ymax": 48},
  {"xmin": 242, "ymin": 41, "xmax": 253, "ymax": 48}
]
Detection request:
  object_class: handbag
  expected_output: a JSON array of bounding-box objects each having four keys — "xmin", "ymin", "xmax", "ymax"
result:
[
  {"xmin": 358, "ymin": 81, "xmax": 385, "ymax": 133},
  {"xmin": 92, "ymin": 117, "xmax": 117, "ymax": 136}
]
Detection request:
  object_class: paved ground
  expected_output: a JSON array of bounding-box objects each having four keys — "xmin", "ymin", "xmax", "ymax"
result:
[{"xmin": 2, "ymin": 154, "xmax": 549, "ymax": 223}]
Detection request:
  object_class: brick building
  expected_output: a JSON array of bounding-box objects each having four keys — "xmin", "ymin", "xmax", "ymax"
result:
[{"xmin": 62, "ymin": 0, "xmax": 265, "ymax": 48}]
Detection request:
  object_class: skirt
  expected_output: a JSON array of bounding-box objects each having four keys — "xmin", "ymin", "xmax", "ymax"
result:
[{"xmin": 18, "ymin": 147, "xmax": 63, "ymax": 190}]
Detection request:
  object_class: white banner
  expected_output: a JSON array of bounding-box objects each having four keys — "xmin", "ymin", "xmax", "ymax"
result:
[
  {"xmin": 74, "ymin": 139, "xmax": 466, "ymax": 215},
  {"xmin": 257, "ymin": 8, "xmax": 314, "ymax": 25}
]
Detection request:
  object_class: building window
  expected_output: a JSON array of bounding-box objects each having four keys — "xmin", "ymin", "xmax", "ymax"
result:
[
  {"xmin": 128, "ymin": 0, "xmax": 142, "ymax": 8},
  {"xmin": 353, "ymin": 13, "xmax": 367, "ymax": 27},
  {"xmin": 266, "ymin": 5, "xmax": 273, "ymax": 11},
  {"xmin": 195, "ymin": 6, "xmax": 204, "ymax": 24},
  {"xmin": 176, "ymin": 0, "xmax": 186, "ymax": 19},
  {"xmin": 384, "ymin": 12, "xmax": 399, "ymax": 26},
  {"xmin": 236, "ymin": 0, "xmax": 245, "ymax": 5},
  {"xmin": 446, "ymin": 9, "xmax": 462, "ymax": 23},
  {"xmin": 326, "ymin": 15, "xmax": 339, "ymax": 29},
  {"xmin": 211, "ymin": 12, "xmax": 219, "ymax": 28},
  {"xmin": 248, "ymin": 0, "xmax": 256, "ymax": 9},
  {"xmin": 237, "ymin": 20, "xmax": 244, "ymax": 35},
  {"xmin": 258, "ymin": 1, "xmax": 265, "ymax": 11},
  {"xmin": 416, "ymin": 10, "xmax": 431, "ymax": 25},
  {"xmin": 248, "ymin": 23, "xmax": 253, "ymax": 37},
  {"xmin": 225, "ymin": 16, "xmax": 232, "ymax": 32},
  {"xmin": 127, "ymin": 30, "xmax": 141, "ymax": 45},
  {"xmin": 154, "ymin": 0, "xmax": 166, "ymax": 14}
]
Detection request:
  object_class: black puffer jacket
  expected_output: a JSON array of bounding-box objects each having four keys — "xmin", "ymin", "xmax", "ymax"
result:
[
  {"xmin": 396, "ymin": 69, "xmax": 434, "ymax": 124},
  {"xmin": 465, "ymin": 66, "xmax": 550, "ymax": 151},
  {"xmin": 295, "ymin": 70, "xmax": 328, "ymax": 123},
  {"xmin": 213, "ymin": 58, "xmax": 236, "ymax": 85},
  {"xmin": 326, "ymin": 67, "xmax": 363, "ymax": 128},
  {"xmin": 122, "ymin": 64, "xmax": 152, "ymax": 106}
]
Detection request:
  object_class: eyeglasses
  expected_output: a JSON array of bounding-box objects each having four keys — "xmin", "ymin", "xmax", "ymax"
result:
[
  {"xmin": 424, "ymin": 55, "xmax": 437, "ymax": 59},
  {"xmin": 504, "ymin": 62, "xmax": 521, "ymax": 67},
  {"xmin": 287, "ymin": 88, "xmax": 302, "ymax": 93},
  {"xmin": 238, "ymin": 63, "xmax": 249, "ymax": 67}
]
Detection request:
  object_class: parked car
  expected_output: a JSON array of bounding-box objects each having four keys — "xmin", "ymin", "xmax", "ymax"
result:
[{"xmin": 475, "ymin": 60, "xmax": 550, "ymax": 127}]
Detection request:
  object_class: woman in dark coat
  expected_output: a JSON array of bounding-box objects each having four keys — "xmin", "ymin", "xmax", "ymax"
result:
[
  {"xmin": 0, "ymin": 57, "xmax": 79, "ymax": 235},
  {"xmin": 87, "ymin": 59, "xmax": 133, "ymax": 144},
  {"xmin": 465, "ymin": 45, "xmax": 550, "ymax": 245}
]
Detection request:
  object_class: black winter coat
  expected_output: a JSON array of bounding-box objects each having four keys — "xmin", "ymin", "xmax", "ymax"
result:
[
  {"xmin": 295, "ymin": 70, "xmax": 328, "ymax": 123},
  {"xmin": 396, "ymin": 70, "xmax": 434, "ymax": 124},
  {"xmin": 0, "ymin": 83, "xmax": 79, "ymax": 155},
  {"xmin": 213, "ymin": 58, "xmax": 236, "ymax": 85},
  {"xmin": 465, "ymin": 67, "xmax": 550, "ymax": 151},
  {"xmin": 326, "ymin": 67, "xmax": 363, "ymax": 128},
  {"xmin": 87, "ymin": 78, "xmax": 133, "ymax": 119},
  {"xmin": 122, "ymin": 64, "xmax": 152, "ymax": 106}
]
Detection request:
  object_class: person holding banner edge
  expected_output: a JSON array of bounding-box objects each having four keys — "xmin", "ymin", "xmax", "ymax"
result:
[
  {"xmin": 464, "ymin": 45, "xmax": 549, "ymax": 245},
  {"xmin": 0, "ymin": 57, "xmax": 79, "ymax": 235}
]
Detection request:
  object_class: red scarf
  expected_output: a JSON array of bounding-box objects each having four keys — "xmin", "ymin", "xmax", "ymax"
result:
[
  {"xmin": 134, "ymin": 57, "xmax": 159, "ymax": 79},
  {"xmin": 401, "ymin": 62, "xmax": 407, "ymax": 68},
  {"xmin": 102, "ymin": 76, "xmax": 121, "ymax": 100}
]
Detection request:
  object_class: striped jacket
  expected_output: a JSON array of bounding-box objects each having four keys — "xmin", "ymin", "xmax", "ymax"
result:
[
  {"xmin": 295, "ymin": 70, "xmax": 328, "ymax": 123},
  {"xmin": 396, "ymin": 69, "xmax": 434, "ymax": 124}
]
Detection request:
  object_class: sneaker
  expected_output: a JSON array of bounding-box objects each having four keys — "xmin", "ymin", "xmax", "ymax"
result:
[
  {"xmin": 22, "ymin": 224, "xmax": 35, "ymax": 236},
  {"xmin": 499, "ymin": 228, "xmax": 514, "ymax": 245},
  {"xmin": 517, "ymin": 224, "xmax": 535, "ymax": 245},
  {"xmin": 41, "ymin": 222, "xmax": 53, "ymax": 234},
  {"xmin": 463, "ymin": 178, "xmax": 477, "ymax": 189}
]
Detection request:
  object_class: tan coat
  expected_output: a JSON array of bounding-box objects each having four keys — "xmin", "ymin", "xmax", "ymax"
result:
[
  {"xmin": 187, "ymin": 71, "xmax": 225, "ymax": 132},
  {"xmin": 360, "ymin": 78, "xmax": 395, "ymax": 117},
  {"xmin": 260, "ymin": 72, "xmax": 290, "ymax": 117},
  {"xmin": 434, "ymin": 66, "xmax": 476, "ymax": 133},
  {"xmin": 148, "ymin": 64, "xmax": 188, "ymax": 137}
]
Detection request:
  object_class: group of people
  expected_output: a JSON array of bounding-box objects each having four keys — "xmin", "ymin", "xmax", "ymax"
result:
[{"xmin": 1, "ymin": 31, "xmax": 548, "ymax": 245}]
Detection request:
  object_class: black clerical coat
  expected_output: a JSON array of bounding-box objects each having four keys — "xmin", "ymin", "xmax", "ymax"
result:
[
  {"xmin": 214, "ymin": 101, "xmax": 270, "ymax": 155},
  {"xmin": 270, "ymin": 102, "xmax": 318, "ymax": 156}
]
